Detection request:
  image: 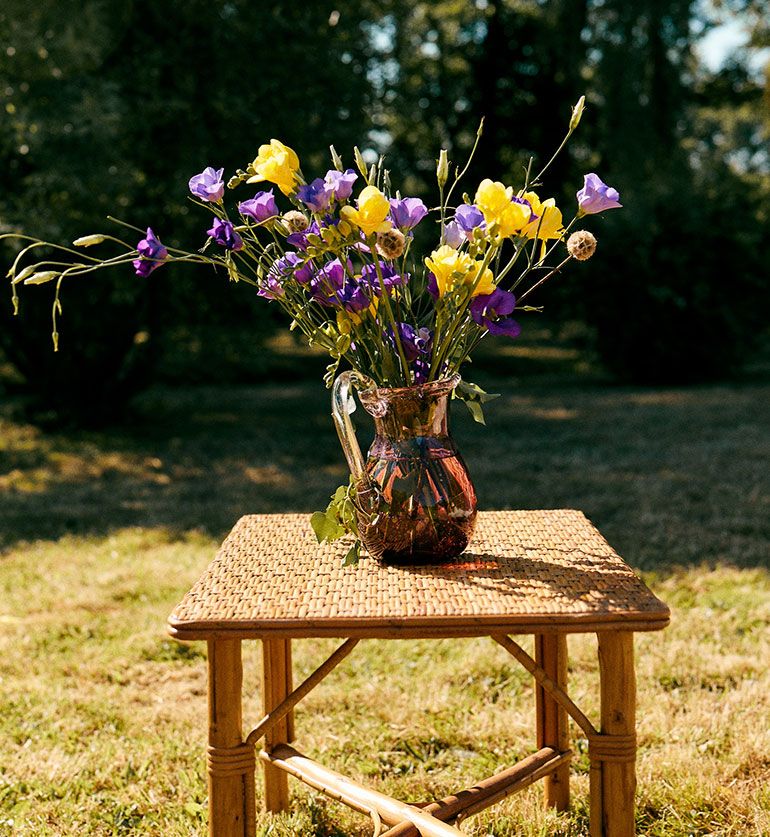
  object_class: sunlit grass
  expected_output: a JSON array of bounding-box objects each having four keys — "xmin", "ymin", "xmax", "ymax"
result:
[{"xmin": 1, "ymin": 367, "xmax": 768, "ymax": 834}]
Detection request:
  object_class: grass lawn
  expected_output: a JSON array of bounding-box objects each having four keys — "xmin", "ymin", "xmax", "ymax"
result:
[{"xmin": 0, "ymin": 343, "xmax": 768, "ymax": 835}]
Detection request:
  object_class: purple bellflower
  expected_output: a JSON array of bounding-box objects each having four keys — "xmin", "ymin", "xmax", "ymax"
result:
[
  {"xmin": 361, "ymin": 261, "xmax": 408, "ymax": 294},
  {"xmin": 239, "ymin": 190, "xmax": 279, "ymax": 223},
  {"xmin": 293, "ymin": 258, "xmax": 316, "ymax": 285},
  {"xmin": 259, "ymin": 252, "xmax": 302, "ymax": 299},
  {"xmin": 454, "ymin": 204, "xmax": 485, "ymax": 233},
  {"xmin": 335, "ymin": 281, "xmax": 373, "ymax": 313},
  {"xmin": 576, "ymin": 173, "xmax": 622, "ymax": 215},
  {"xmin": 443, "ymin": 221, "xmax": 464, "ymax": 249},
  {"xmin": 324, "ymin": 168, "xmax": 358, "ymax": 200},
  {"xmin": 469, "ymin": 287, "xmax": 521, "ymax": 338},
  {"xmin": 133, "ymin": 228, "xmax": 168, "ymax": 277},
  {"xmin": 412, "ymin": 358, "xmax": 431, "ymax": 384},
  {"xmin": 443, "ymin": 204, "xmax": 485, "ymax": 248},
  {"xmin": 297, "ymin": 178, "xmax": 333, "ymax": 213},
  {"xmin": 389, "ymin": 323, "xmax": 434, "ymax": 383},
  {"xmin": 306, "ymin": 258, "xmax": 376, "ymax": 312},
  {"xmin": 426, "ymin": 272, "xmax": 439, "ymax": 300},
  {"xmin": 396, "ymin": 323, "xmax": 433, "ymax": 361},
  {"xmin": 207, "ymin": 218, "xmax": 243, "ymax": 251},
  {"xmin": 188, "ymin": 166, "xmax": 225, "ymax": 202},
  {"xmin": 389, "ymin": 197, "xmax": 428, "ymax": 231},
  {"xmin": 309, "ymin": 258, "xmax": 352, "ymax": 307}
]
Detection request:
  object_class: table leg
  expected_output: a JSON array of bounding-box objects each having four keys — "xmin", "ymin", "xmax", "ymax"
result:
[
  {"xmin": 534, "ymin": 633, "xmax": 570, "ymax": 811},
  {"xmin": 261, "ymin": 638, "xmax": 293, "ymax": 813},
  {"xmin": 590, "ymin": 632, "xmax": 637, "ymax": 837},
  {"xmin": 207, "ymin": 639, "xmax": 256, "ymax": 837}
]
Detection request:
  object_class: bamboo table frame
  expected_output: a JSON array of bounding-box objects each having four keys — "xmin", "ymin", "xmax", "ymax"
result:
[{"xmin": 168, "ymin": 511, "xmax": 669, "ymax": 837}]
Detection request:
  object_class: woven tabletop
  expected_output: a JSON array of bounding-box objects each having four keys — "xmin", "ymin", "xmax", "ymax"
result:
[{"xmin": 168, "ymin": 510, "xmax": 669, "ymax": 639}]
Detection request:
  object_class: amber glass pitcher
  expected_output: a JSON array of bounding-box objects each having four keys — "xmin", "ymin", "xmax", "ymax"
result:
[{"xmin": 332, "ymin": 371, "xmax": 477, "ymax": 564}]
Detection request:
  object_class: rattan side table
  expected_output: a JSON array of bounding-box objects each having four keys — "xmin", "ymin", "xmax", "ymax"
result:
[{"xmin": 168, "ymin": 510, "xmax": 669, "ymax": 837}]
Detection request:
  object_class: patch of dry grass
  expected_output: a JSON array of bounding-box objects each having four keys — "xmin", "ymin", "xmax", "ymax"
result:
[{"xmin": 0, "ymin": 368, "xmax": 768, "ymax": 835}]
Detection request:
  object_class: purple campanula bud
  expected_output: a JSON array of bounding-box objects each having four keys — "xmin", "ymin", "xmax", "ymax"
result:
[
  {"xmin": 207, "ymin": 218, "xmax": 243, "ymax": 251},
  {"xmin": 389, "ymin": 197, "xmax": 428, "ymax": 231},
  {"xmin": 443, "ymin": 220, "xmax": 464, "ymax": 248},
  {"xmin": 324, "ymin": 168, "xmax": 358, "ymax": 201},
  {"xmin": 576, "ymin": 173, "xmax": 622, "ymax": 215},
  {"xmin": 189, "ymin": 166, "xmax": 225, "ymax": 202},
  {"xmin": 133, "ymin": 227, "xmax": 168, "ymax": 277},
  {"xmin": 297, "ymin": 178, "xmax": 333, "ymax": 213},
  {"xmin": 239, "ymin": 190, "xmax": 279, "ymax": 223},
  {"xmin": 469, "ymin": 287, "xmax": 521, "ymax": 338},
  {"xmin": 454, "ymin": 204, "xmax": 485, "ymax": 233}
]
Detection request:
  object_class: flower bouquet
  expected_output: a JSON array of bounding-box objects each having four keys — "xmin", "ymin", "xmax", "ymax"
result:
[{"xmin": 4, "ymin": 97, "xmax": 621, "ymax": 565}]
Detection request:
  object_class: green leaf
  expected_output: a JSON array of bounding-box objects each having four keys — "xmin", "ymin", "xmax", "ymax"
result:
[
  {"xmin": 310, "ymin": 511, "xmax": 345, "ymax": 543},
  {"xmin": 342, "ymin": 541, "xmax": 361, "ymax": 566},
  {"xmin": 455, "ymin": 380, "xmax": 500, "ymax": 404},
  {"xmin": 453, "ymin": 380, "xmax": 501, "ymax": 424},
  {"xmin": 324, "ymin": 357, "xmax": 342, "ymax": 388},
  {"xmin": 464, "ymin": 399, "xmax": 486, "ymax": 425}
]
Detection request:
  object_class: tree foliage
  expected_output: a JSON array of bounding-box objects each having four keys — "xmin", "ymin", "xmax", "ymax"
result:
[
  {"xmin": 0, "ymin": 1, "xmax": 378, "ymax": 419},
  {"xmin": 1, "ymin": 0, "xmax": 768, "ymax": 416}
]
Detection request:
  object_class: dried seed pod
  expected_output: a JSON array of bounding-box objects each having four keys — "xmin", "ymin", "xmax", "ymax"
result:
[
  {"xmin": 376, "ymin": 229, "xmax": 406, "ymax": 260},
  {"xmin": 566, "ymin": 230, "xmax": 597, "ymax": 261},
  {"xmin": 283, "ymin": 210, "xmax": 309, "ymax": 234}
]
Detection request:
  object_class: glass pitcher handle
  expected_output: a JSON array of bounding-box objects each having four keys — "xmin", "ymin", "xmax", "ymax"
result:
[{"xmin": 331, "ymin": 371, "xmax": 368, "ymax": 482}]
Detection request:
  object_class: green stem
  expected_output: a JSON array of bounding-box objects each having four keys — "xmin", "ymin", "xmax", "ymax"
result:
[
  {"xmin": 367, "ymin": 237, "xmax": 410, "ymax": 385},
  {"xmin": 517, "ymin": 256, "xmax": 573, "ymax": 305},
  {"xmin": 428, "ymin": 244, "xmax": 498, "ymax": 379},
  {"xmin": 511, "ymin": 216, "xmax": 577, "ymax": 292},
  {"xmin": 443, "ymin": 118, "xmax": 485, "ymax": 216},
  {"xmin": 531, "ymin": 125, "xmax": 576, "ymax": 186},
  {"xmin": 106, "ymin": 216, "xmax": 147, "ymax": 235}
]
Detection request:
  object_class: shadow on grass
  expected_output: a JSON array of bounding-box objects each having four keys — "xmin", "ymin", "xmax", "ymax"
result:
[{"xmin": 1, "ymin": 343, "xmax": 769, "ymax": 572}]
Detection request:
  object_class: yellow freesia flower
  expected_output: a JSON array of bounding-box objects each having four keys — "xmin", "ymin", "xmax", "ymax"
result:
[
  {"xmin": 475, "ymin": 179, "xmax": 531, "ymax": 238},
  {"xmin": 521, "ymin": 192, "xmax": 564, "ymax": 240},
  {"xmin": 425, "ymin": 245, "xmax": 473, "ymax": 296},
  {"xmin": 340, "ymin": 185, "xmax": 392, "ymax": 237},
  {"xmin": 475, "ymin": 179, "xmax": 513, "ymax": 214},
  {"xmin": 471, "ymin": 262, "xmax": 496, "ymax": 296},
  {"xmin": 247, "ymin": 139, "xmax": 300, "ymax": 196},
  {"xmin": 425, "ymin": 245, "xmax": 496, "ymax": 297}
]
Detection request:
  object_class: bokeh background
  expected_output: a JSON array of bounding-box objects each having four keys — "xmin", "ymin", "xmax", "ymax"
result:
[{"xmin": 1, "ymin": 0, "xmax": 768, "ymax": 420}]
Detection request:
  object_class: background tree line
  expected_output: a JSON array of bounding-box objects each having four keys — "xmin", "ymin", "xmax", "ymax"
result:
[{"xmin": 1, "ymin": 0, "xmax": 768, "ymax": 421}]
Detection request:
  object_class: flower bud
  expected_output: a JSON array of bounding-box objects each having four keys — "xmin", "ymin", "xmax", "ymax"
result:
[
  {"xmin": 329, "ymin": 144, "xmax": 344, "ymax": 172},
  {"xmin": 227, "ymin": 169, "xmax": 250, "ymax": 189},
  {"xmin": 566, "ymin": 230, "xmax": 597, "ymax": 260},
  {"xmin": 437, "ymin": 149, "xmax": 449, "ymax": 188},
  {"xmin": 24, "ymin": 270, "xmax": 60, "ymax": 285},
  {"xmin": 376, "ymin": 229, "xmax": 406, "ymax": 260},
  {"xmin": 321, "ymin": 226, "xmax": 340, "ymax": 245},
  {"xmin": 336, "ymin": 311, "xmax": 352, "ymax": 335},
  {"xmin": 569, "ymin": 95, "xmax": 586, "ymax": 132},
  {"xmin": 282, "ymin": 210, "xmax": 309, "ymax": 234},
  {"xmin": 353, "ymin": 146, "xmax": 368, "ymax": 179},
  {"xmin": 73, "ymin": 234, "xmax": 106, "ymax": 247},
  {"xmin": 11, "ymin": 264, "xmax": 37, "ymax": 285}
]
